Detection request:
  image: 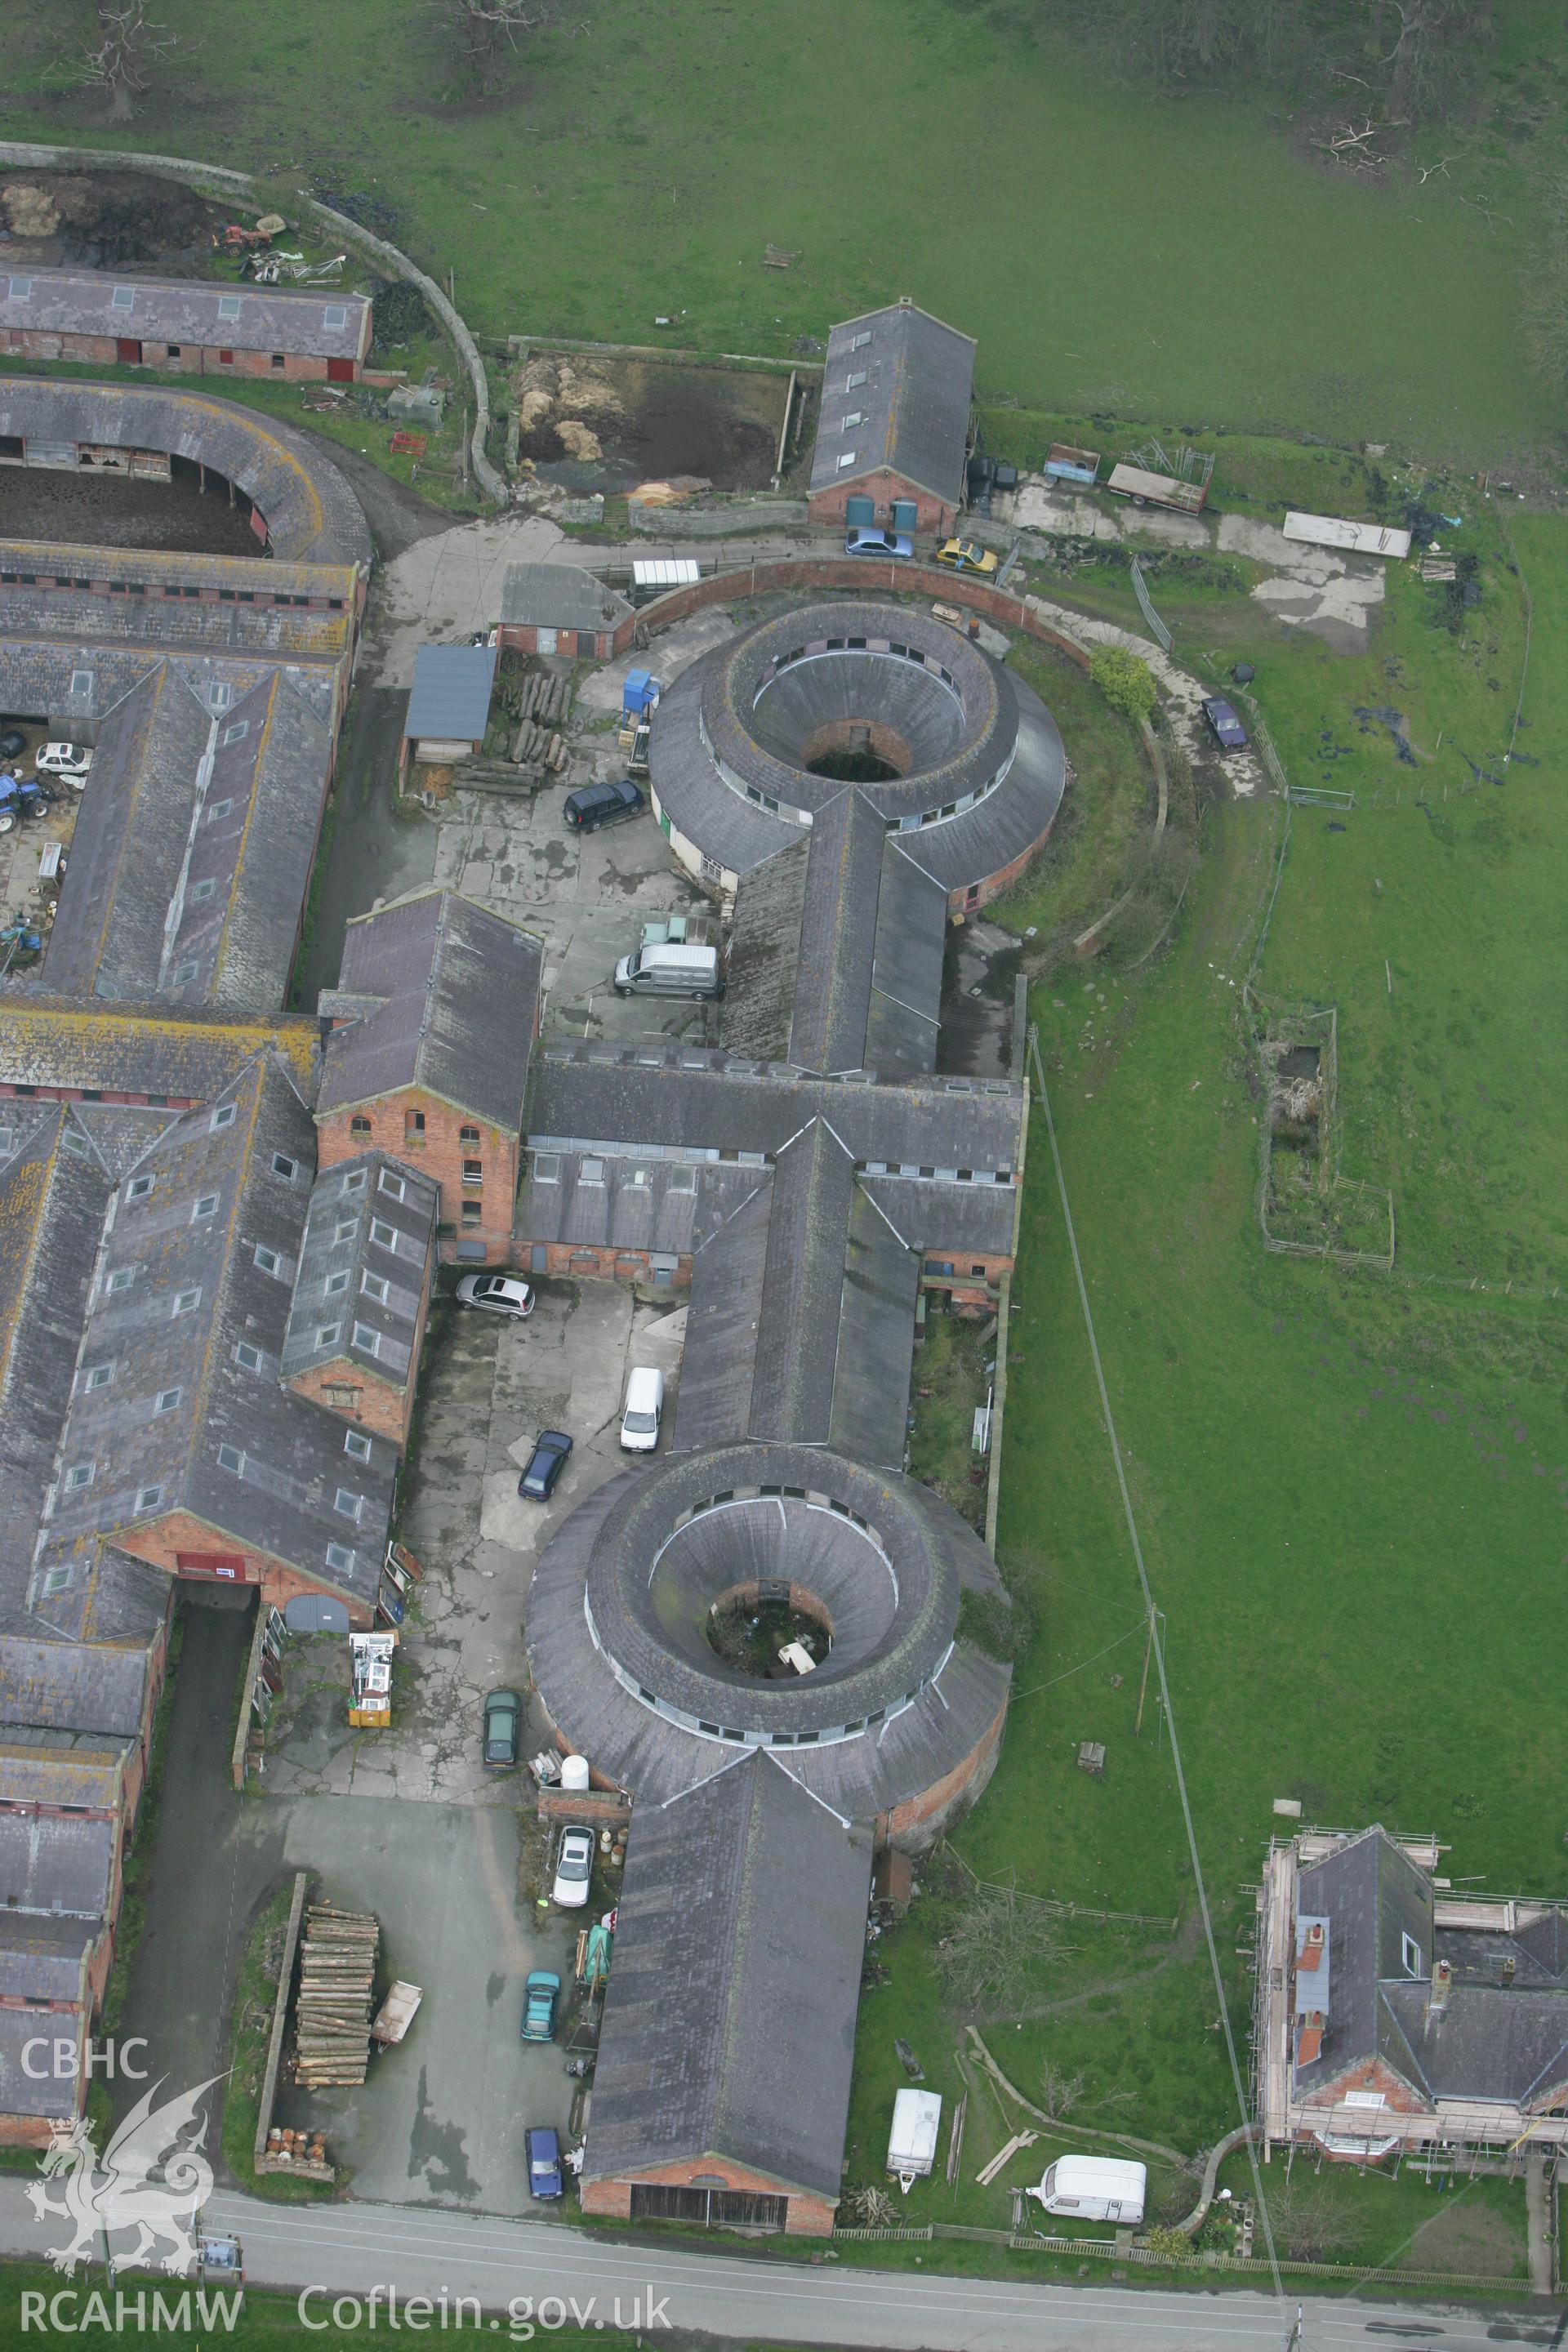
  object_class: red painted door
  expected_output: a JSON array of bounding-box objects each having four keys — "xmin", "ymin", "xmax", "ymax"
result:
[
  {"xmin": 116, "ymin": 338, "xmax": 142, "ymax": 364},
  {"xmin": 327, "ymin": 357, "xmax": 354, "ymax": 383}
]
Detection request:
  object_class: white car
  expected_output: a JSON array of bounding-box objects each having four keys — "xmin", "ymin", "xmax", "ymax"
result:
[
  {"xmin": 33, "ymin": 743, "xmax": 92, "ymax": 786},
  {"xmin": 455, "ymin": 1272, "xmax": 533, "ymax": 1320},
  {"xmin": 619, "ymin": 1365, "xmax": 664, "ymax": 1453},
  {"xmin": 550, "ymin": 1825, "xmax": 595, "ymax": 1909}
]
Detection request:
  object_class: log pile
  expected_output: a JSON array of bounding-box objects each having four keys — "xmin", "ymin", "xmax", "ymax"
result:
[
  {"xmin": 292, "ymin": 1903, "xmax": 380, "ymax": 2088},
  {"xmin": 508, "ymin": 670, "xmax": 572, "ymax": 766}
]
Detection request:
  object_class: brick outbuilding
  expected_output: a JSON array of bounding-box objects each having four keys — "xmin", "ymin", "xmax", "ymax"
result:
[
  {"xmin": 805, "ymin": 300, "xmax": 975, "ymax": 535},
  {"xmin": 316, "ymin": 889, "xmax": 544, "ymax": 1264},
  {"xmin": 0, "ymin": 269, "xmax": 372, "ymax": 383}
]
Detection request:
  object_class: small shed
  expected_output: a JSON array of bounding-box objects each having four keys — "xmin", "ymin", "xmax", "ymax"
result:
[
  {"xmin": 402, "ymin": 644, "xmax": 497, "ymax": 772},
  {"xmin": 498, "ymin": 564, "xmax": 636, "ymax": 660},
  {"xmin": 630, "ymin": 557, "xmax": 700, "ymax": 601}
]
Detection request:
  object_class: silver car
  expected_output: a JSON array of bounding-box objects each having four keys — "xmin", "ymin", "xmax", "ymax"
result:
[{"xmin": 455, "ymin": 1272, "xmax": 533, "ymax": 1320}]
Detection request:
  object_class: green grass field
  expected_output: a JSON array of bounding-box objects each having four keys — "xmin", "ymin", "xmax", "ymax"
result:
[{"xmin": 3, "ymin": 0, "xmax": 1566, "ymax": 466}]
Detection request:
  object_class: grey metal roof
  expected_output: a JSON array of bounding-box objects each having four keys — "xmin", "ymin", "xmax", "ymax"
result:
[
  {"xmin": 404, "ymin": 644, "xmax": 497, "ymax": 743},
  {"xmin": 0, "ymin": 269, "xmax": 370, "ymax": 362},
  {"xmin": 515, "ymin": 1151, "xmax": 756, "ymax": 1261},
  {"xmin": 582, "ymin": 1754, "xmax": 872, "ymax": 2200},
  {"xmin": 0, "ymin": 2004, "xmax": 86, "ymax": 2120},
  {"xmin": 749, "ymin": 1121, "xmax": 857, "ymax": 1442},
  {"xmin": 319, "ymin": 889, "xmax": 543, "ymax": 1130},
  {"xmin": 0, "ymin": 377, "xmax": 372, "ymax": 569},
  {"xmin": 280, "ymin": 1152, "xmax": 438, "ymax": 1390},
  {"xmin": 829, "ymin": 1187, "xmax": 920, "ymax": 1467},
  {"xmin": 809, "ymin": 301, "xmax": 976, "ymax": 505},
  {"xmin": 674, "ymin": 1176, "xmax": 773, "ymax": 1452},
  {"xmin": 500, "ymin": 564, "xmax": 634, "ymax": 633}
]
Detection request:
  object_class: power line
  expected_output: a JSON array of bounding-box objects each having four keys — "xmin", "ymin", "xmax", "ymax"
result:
[{"xmin": 1031, "ymin": 1029, "xmax": 1289, "ymax": 2323}]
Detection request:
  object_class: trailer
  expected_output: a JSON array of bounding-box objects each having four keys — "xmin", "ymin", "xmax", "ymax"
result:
[
  {"xmin": 1105, "ymin": 463, "xmax": 1209, "ymax": 514},
  {"xmin": 1027, "ymin": 2153, "xmax": 1147, "ymax": 2224},
  {"xmin": 1045, "ymin": 442, "xmax": 1101, "ymax": 486},
  {"xmin": 887, "ymin": 2087, "xmax": 942, "ymax": 2192}
]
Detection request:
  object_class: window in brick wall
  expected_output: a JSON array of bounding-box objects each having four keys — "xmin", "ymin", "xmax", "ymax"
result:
[
  {"xmin": 218, "ymin": 348, "xmax": 234, "ymax": 365},
  {"xmin": 270, "ymin": 353, "xmax": 286, "ymax": 369},
  {"xmin": 462, "ymin": 1160, "xmax": 482, "ymax": 1187},
  {"xmin": 350, "ymin": 1116, "xmax": 371, "ymax": 1137},
  {"xmin": 404, "ymin": 1109, "xmax": 425, "ymax": 1140},
  {"xmin": 461, "ymin": 1200, "xmax": 483, "ymax": 1224},
  {"xmin": 460, "ymin": 1125, "xmax": 479, "ymax": 1146}
]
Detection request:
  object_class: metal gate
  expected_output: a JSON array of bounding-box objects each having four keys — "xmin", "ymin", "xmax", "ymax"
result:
[{"xmin": 284, "ymin": 1592, "xmax": 350, "ymax": 1633}]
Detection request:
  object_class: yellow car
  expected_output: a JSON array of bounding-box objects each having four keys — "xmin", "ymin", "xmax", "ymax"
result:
[{"xmin": 933, "ymin": 538, "xmax": 998, "ymax": 577}]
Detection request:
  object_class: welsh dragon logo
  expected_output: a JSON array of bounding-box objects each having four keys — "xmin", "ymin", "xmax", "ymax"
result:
[{"xmin": 26, "ymin": 2075, "xmax": 221, "ymax": 2274}]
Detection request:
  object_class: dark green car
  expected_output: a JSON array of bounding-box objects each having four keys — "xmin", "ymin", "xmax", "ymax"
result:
[{"xmin": 483, "ymin": 1687, "xmax": 521, "ymax": 1769}]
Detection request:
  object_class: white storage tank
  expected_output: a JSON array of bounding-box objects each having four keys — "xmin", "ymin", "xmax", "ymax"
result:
[{"xmin": 560, "ymin": 1754, "xmax": 591, "ymax": 1791}]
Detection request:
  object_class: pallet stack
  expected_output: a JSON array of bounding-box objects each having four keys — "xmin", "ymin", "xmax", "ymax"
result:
[{"xmin": 293, "ymin": 1902, "xmax": 380, "ymax": 2088}]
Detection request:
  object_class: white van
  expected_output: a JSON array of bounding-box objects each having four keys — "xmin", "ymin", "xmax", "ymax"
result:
[
  {"xmin": 619, "ymin": 1365, "xmax": 665, "ymax": 1452},
  {"xmin": 613, "ymin": 942, "xmax": 724, "ymax": 1000},
  {"xmin": 1028, "ymin": 2154, "xmax": 1147, "ymax": 2225}
]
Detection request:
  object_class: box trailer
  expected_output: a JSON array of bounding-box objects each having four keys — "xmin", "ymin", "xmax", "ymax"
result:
[
  {"xmin": 1105, "ymin": 463, "xmax": 1208, "ymax": 514},
  {"xmin": 1027, "ymin": 2154, "xmax": 1147, "ymax": 2224},
  {"xmin": 1045, "ymin": 443, "xmax": 1101, "ymax": 486},
  {"xmin": 887, "ymin": 2087, "xmax": 942, "ymax": 2192}
]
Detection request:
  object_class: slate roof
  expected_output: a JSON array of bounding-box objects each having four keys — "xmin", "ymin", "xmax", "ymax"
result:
[
  {"xmin": 0, "ymin": 996, "xmax": 319, "ymax": 1102},
  {"xmin": 319, "ymin": 889, "xmax": 544, "ymax": 1130},
  {"xmin": 0, "ymin": 1911, "xmax": 100, "ymax": 2004},
  {"xmin": 0, "ymin": 268, "xmax": 371, "ymax": 362},
  {"xmin": 0, "ymin": 1634, "xmax": 149, "ymax": 1740},
  {"xmin": 0, "ymin": 1109, "xmax": 109, "ymax": 1606},
  {"xmin": 808, "ymin": 301, "xmax": 976, "ymax": 506},
  {"xmin": 515, "ymin": 1152, "xmax": 760, "ymax": 1262},
  {"xmin": 1294, "ymin": 1827, "xmax": 1568, "ymax": 2114},
  {"xmin": 581, "ymin": 1753, "xmax": 873, "ymax": 2199},
  {"xmin": 723, "ymin": 839, "xmax": 810, "ymax": 1062},
  {"xmin": 33, "ymin": 1058, "xmax": 395, "ymax": 1615},
  {"xmin": 0, "ymin": 550, "xmax": 358, "ymax": 663},
  {"xmin": 35, "ymin": 659, "xmax": 336, "ymax": 1013},
  {"xmin": 280, "ymin": 1152, "xmax": 438, "ymax": 1395},
  {"xmin": 526, "ymin": 1040, "xmax": 1025, "ymax": 1174},
  {"xmin": 0, "ymin": 2006, "xmax": 84, "ymax": 2120},
  {"xmin": 0, "ymin": 378, "xmax": 372, "ymax": 569},
  {"xmin": 0, "ymin": 1740, "xmax": 126, "ymax": 1811},
  {"xmin": 0, "ymin": 1809, "xmax": 114, "ymax": 1918},
  {"xmin": 404, "ymin": 644, "xmax": 497, "ymax": 743},
  {"xmin": 500, "ymin": 564, "xmax": 634, "ymax": 634}
]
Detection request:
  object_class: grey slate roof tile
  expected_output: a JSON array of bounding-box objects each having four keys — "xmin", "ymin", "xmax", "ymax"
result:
[
  {"xmin": 320, "ymin": 889, "xmax": 543, "ymax": 1131},
  {"xmin": 809, "ymin": 302, "xmax": 975, "ymax": 506},
  {"xmin": 500, "ymin": 564, "xmax": 634, "ymax": 633},
  {"xmin": 581, "ymin": 1754, "xmax": 873, "ymax": 2198},
  {"xmin": 0, "ymin": 270, "xmax": 369, "ymax": 362}
]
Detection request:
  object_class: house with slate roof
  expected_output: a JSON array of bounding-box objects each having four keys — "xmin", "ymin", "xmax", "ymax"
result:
[
  {"xmin": 318, "ymin": 889, "xmax": 545, "ymax": 1265},
  {"xmin": 1258, "ymin": 1824, "xmax": 1568, "ymax": 2161},
  {"xmin": 805, "ymin": 301, "xmax": 975, "ymax": 534},
  {"xmin": 0, "ymin": 269, "xmax": 372, "ymax": 384}
]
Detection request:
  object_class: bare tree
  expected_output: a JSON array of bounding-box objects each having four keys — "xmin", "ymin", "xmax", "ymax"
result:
[
  {"xmin": 69, "ymin": 2, "xmax": 181, "ymax": 122},
  {"xmin": 933, "ymin": 1887, "xmax": 1061, "ymax": 2013},
  {"xmin": 1268, "ymin": 2177, "xmax": 1358, "ymax": 2262},
  {"xmin": 430, "ymin": 0, "xmax": 555, "ymax": 92},
  {"xmin": 1036, "ymin": 2062, "xmax": 1087, "ymax": 2120}
]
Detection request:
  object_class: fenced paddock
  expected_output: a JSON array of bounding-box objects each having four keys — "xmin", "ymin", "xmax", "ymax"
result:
[{"xmin": 1245, "ymin": 990, "xmax": 1395, "ymax": 1271}]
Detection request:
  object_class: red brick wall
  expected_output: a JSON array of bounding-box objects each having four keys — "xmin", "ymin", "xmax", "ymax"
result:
[
  {"xmin": 516, "ymin": 1241, "xmax": 689, "ymax": 1287},
  {"xmin": 496, "ymin": 619, "xmax": 634, "ymax": 660},
  {"xmin": 806, "ymin": 468, "xmax": 956, "ymax": 535},
  {"xmin": 885, "ymin": 1690, "xmax": 1008, "ymax": 1848},
  {"xmin": 317, "ymin": 1094, "xmax": 519, "ymax": 1266},
  {"xmin": 0, "ymin": 330, "xmax": 340, "ymax": 379},
  {"xmin": 1303, "ymin": 2055, "xmax": 1427, "ymax": 2118},
  {"xmin": 581, "ymin": 2155, "xmax": 836, "ymax": 2236},
  {"xmin": 114, "ymin": 1510, "xmax": 373, "ymax": 1629},
  {"xmin": 286, "ymin": 1357, "xmax": 414, "ymax": 1446}
]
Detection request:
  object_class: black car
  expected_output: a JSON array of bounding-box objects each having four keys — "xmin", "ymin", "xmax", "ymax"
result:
[
  {"xmin": 563, "ymin": 777, "xmax": 644, "ymax": 832},
  {"xmin": 519, "ymin": 1429, "xmax": 573, "ymax": 1502},
  {"xmin": 1200, "ymin": 696, "xmax": 1249, "ymax": 752}
]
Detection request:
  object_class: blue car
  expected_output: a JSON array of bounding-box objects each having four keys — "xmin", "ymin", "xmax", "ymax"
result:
[
  {"xmin": 525, "ymin": 2123, "xmax": 564, "ymax": 2201},
  {"xmin": 845, "ymin": 527, "xmax": 914, "ymax": 559},
  {"xmin": 519, "ymin": 1430, "xmax": 572, "ymax": 1502},
  {"xmin": 522, "ymin": 1970, "xmax": 561, "ymax": 2042}
]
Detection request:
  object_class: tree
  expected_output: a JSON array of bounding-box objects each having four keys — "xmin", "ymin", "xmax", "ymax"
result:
[
  {"xmin": 1089, "ymin": 646, "xmax": 1158, "ymax": 726},
  {"xmin": 430, "ymin": 0, "xmax": 555, "ymax": 94},
  {"xmin": 68, "ymin": 2, "xmax": 181, "ymax": 122},
  {"xmin": 933, "ymin": 1886, "xmax": 1061, "ymax": 2012}
]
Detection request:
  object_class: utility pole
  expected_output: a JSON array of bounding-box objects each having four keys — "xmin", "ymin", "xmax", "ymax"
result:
[{"xmin": 1134, "ymin": 1602, "xmax": 1157, "ymax": 1735}]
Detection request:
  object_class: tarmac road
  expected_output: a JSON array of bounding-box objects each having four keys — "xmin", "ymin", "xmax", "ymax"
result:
[{"xmin": 0, "ymin": 2180, "xmax": 1558, "ymax": 2352}]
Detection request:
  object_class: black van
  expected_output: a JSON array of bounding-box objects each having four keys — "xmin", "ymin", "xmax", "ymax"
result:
[{"xmin": 563, "ymin": 777, "xmax": 645, "ymax": 831}]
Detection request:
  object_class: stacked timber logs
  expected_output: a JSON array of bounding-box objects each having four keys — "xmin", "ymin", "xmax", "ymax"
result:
[
  {"xmin": 293, "ymin": 1903, "xmax": 379, "ymax": 2087},
  {"xmin": 508, "ymin": 670, "xmax": 572, "ymax": 768}
]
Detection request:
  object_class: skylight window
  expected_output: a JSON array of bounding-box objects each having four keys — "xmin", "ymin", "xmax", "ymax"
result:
[
  {"xmin": 154, "ymin": 1387, "xmax": 182, "ymax": 1415},
  {"xmin": 836, "ymin": 452, "xmax": 858, "ymax": 471},
  {"xmin": 210, "ymin": 1103, "xmax": 237, "ymax": 1132},
  {"xmin": 8, "ymin": 278, "xmax": 31, "ymax": 301},
  {"xmin": 111, "ymin": 286, "xmax": 136, "ymax": 311},
  {"xmin": 83, "ymin": 1364, "xmax": 113, "ymax": 1392},
  {"xmin": 325, "ymin": 1270, "xmax": 350, "ymax": 1297},
  {"xmin": 369, "ymin": 1218, "xmax": 397, "ymax": 1250},
  {"xmin": 377, "ymin": 1171, "xmax": 406, "ymax": 1202},
  {"xmin": 344, "ymin": 1430, "xmax": 372, "ymax": 1463},
  {"xmin": 233, "ymin": 1342, "xmax": 262, "ymax": 1371},
  {"xmin": 334, "ymin": 1488, "xmax": 363, "ymax": 1521},
  {"xmin": 325, "ymin": 1542, "xmax": 354, "ymax": 1574},
  {"xmin": 841, "ymin": 412, "xmax": 863, "ymax": 431},
  {"xmin": 323, "ymin": 303, "xmax": 348, "ymax": 327},
  {"xmin": 273, "ymin": 1153, "xmax": 299, "ymax": 1182},
  {"xmin": 192, "ymin": 1192, "xmax": 219, "ymax": 1220},
  {"xmin": 173, "ymin": 961, "xmax": 199, "ymax": 985},
  {"xmin": 173, "ymin": 1287, "xmax": 202, "ymax": 1316},
  {"xmin": 351, "ymin": 1322, "xmax": 381, "ymax": 1357},
  {"xmin": 316, "ymin": 1322, "xmax": 342, "ymax": 1350},
  {"xmin": 134, "ymin": 1485, "xmax": 163, "ymax": 1514},
  {"xmin": 217, "ymin": 1443, "xmax": 244, "ymax": 1473},
  {"xmin": 64, "ymin": 1464, "xmax": 94, "ymax": 1494},
  {"xmin": 105, "ymin": 1266, "xmax": 135, "ymax": 1294},
  {"xmin": 217, "ymin": 294, "xmax": 242, "ymax": 319},
  {"xmin": 221, "ymin": 720, "xmax": 249, "ymax": 746},
  {"xmin": 254, "ymin": 1245, "xmax": 283, "ymax": 1278},
  {"xmin": 361, "ymin": 1272, "xmax": 390, "ymax": 1304},
  {"xmin": 126, "ymin": 1175, "xmax": 154, "ymax": 1202}
]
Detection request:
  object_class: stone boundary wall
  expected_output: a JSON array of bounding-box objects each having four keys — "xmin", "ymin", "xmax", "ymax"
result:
[
  {"xmin": 0, "ymin": 140, "xmax": 506, "ymax": 506},
  {"xmin": 252, "ymin": 1869, "xmax": 309, "ymax": 2170}
]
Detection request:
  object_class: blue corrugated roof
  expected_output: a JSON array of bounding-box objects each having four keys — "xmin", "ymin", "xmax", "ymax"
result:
[{"xmin": 405, "ymin": 644, "xmax": 497, "ymax": 742}]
